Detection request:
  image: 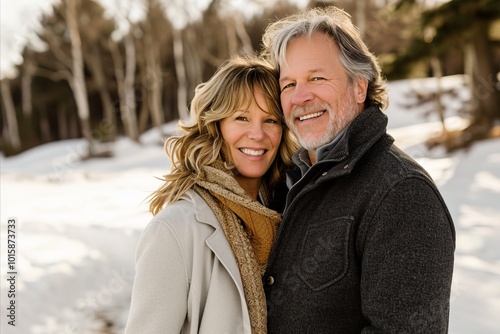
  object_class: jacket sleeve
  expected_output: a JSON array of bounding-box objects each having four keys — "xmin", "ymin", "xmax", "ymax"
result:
[
  {"xmin": 125, "ymin": 219, "xmax": 189, "ymax": 333},
  {"xmin": 360, "ymin": 177, "xmax": 455, "ymax": 333}
]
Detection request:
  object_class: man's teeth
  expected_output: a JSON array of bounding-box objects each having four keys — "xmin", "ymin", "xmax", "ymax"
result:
[
  {"xmin": 299, "ymin": 111, "xmax": 323, "ymax": 121},
  {"xmin": 240, "ymin": 148, "xmax": 265, "ymax": 156}
]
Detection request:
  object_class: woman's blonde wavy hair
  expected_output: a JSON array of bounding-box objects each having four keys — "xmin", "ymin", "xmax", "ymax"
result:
[{"xmin": 149, "ymin": 55, "xmax": 299, "ymax": 215}]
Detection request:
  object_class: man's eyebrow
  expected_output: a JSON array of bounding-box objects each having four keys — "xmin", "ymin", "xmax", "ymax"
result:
[
  {"xmin": 279, "ymin": 76, "xmax": 291, "ymax": 84},
  {"xmin": 279, "ymin": 68, "xmax": 325, "ymax": 83}
]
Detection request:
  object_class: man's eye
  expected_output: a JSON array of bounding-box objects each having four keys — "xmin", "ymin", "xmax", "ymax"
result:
[
  {"xmin": 281, "ymin": 83, "xmax": 295, "ymax": 91},
  {"xmin": 311, "ymin": 77, "xmax": 326, "ymax": 81}
]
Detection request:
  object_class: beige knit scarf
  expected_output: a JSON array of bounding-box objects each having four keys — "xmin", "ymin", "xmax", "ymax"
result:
[{"xmin": 194, "ymin": 164, "xmax": 281, "ymax": 334}]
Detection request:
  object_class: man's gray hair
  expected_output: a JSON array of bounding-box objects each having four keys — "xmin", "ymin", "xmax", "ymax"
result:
[{"xmin": 262, "ymin": 6, "xmax": 388, "ymax": 110}]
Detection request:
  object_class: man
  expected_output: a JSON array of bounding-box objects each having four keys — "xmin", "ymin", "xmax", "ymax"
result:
[{"xmin": 261, "ymin": 6, "xmax": 455, "ymax": 333}]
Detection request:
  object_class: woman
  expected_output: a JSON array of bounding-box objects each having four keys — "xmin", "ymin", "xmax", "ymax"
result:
[{"xmin": 125, "ymin": 55, "xmax": 298, "ymax": 334}]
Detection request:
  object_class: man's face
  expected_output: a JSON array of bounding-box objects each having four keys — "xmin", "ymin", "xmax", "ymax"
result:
[{"xmin": 279, "ymin": 32, "xmax": 367, "ymax": 151}]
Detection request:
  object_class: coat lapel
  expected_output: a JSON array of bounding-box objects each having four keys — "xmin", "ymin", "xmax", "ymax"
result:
[{"xmin": 188, "ymin": 190, "xmax": 246, "ymax": 298}]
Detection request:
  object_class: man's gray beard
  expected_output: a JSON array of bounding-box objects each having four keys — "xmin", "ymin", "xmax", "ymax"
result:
[
  {"xmin": 294, "ymin": 115, "xmax": 336, "ymax": 151},
  {"xmin": 287, "ymin": 102, "xmax": 359, "ymax": 151}
]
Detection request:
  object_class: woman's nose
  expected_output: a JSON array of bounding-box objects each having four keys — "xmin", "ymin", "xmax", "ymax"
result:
[{"xmin": 247, "ymin": 122, "xmax": 265, "ymax": 140}]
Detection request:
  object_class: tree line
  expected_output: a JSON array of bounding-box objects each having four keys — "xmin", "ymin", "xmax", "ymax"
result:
[{"xmin": 1, "ymin": 0, "xmax": 499, "ymax": 157}]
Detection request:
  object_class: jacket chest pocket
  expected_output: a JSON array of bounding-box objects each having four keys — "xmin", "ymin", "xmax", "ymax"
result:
[{"xmin": 297, "ymin": 216, "xmax": 353, "ymax": 291}]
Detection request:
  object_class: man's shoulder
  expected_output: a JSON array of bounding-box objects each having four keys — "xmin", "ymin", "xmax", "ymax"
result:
[{"xmin": 354, "ymin": 140, "xmax": 436, "ymax": 189}]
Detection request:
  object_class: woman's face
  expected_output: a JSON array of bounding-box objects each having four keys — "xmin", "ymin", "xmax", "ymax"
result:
[{"xmin": 219, "ymin": 86, "xmax": 282, "ymax": 192}]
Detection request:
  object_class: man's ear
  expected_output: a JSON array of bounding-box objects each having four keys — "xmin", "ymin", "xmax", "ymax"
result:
[{"xmin": 354, "ymin": 79, "xmax": 368, "ymax": 104}]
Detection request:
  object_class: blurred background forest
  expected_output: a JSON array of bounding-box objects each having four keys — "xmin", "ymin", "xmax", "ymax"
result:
[{"xmin": 1, "ymin": 0, "xmax": 499, "ymax": 157}]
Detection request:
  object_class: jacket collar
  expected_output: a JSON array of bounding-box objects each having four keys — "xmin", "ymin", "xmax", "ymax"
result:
[{"xmin": 323, "ymin": 106, "xmax": 389, "ymax": 162}]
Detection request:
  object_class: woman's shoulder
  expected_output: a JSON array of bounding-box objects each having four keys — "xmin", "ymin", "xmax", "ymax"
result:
[
  {"xmin": 154, "ymin": 189, "xmax": 198, "ymax": 218},
  {"xmin": 146, "ymin": 189, "xmax": 219, "ymax": 236}
]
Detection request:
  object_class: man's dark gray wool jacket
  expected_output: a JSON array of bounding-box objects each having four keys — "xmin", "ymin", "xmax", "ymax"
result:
[{"xmin": 264, "ymin": 106, "xmax": 455, "ymax": 334}]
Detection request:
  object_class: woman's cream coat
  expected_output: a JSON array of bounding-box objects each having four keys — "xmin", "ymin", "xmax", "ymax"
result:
[{"xmin": 125, "ymin": 190, "xmax": 251, "ymax": 334}]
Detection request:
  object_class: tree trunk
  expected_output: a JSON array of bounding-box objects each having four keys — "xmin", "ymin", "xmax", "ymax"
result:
[
  {"xmin": 470, "ymin": 22, "xmax": 500, "ymax": 125},
  {"xmin": 0, "ymin": 80, "xmax": 22, "ymax": 151},
  {"xmin": 437, "ymin": 21, "xmax": 500, "ymax": 151},
  {"xmin": 21, "ymin": 49, "xmax": 35, "ymax": 117},
  {"xmin": 58, "ymin": 104, "xmax": 68, "ymax": 139},
  {"xmin": 356, "ymin": 0, "xmax": 367, "ymax": 38},
  {"xmin": 66, "ymin": 0, "xmax": 93, "ymax": 155},
  {"xmin": 430, "ymin": 56, "xmax": 446, "ymax": 133},
  {"xmin": 143, "ymin": 28, "xmax": 165, "ymax": 132},
  {"xmin": 138, "ymin": 97, "xmax": 151, "ymax": 135},
  {"xmin": 464, "ymin": 42, "xmax": 474, "ymax": 84},
  {"xmin": 172, "ymin": 28, "xmax": 189, "ymax": 120},
  {"xmin": 233, "ymin": 14, "xmax": 253, "ymax": 55},
  {"xmin": 109, "ymin": 36, "xmax": 140, "ymax": 141},
  {"xmin": 69, "ymin": 109, "xmax": 79, "ymax": 138},
  {"xmin": 225, "ymin": 19, "xmax": 238, "ymax": 55},
  {"xmin": 124, "ymin": 32, "xmax": 139, "ymax": 140},
  {"xmin": 84, "ymin": 44, "xmax": 117, "ymax": 142},
  {"xmin": 39, "ymin": 107, "xmax": 52, "ymax": 142},
  {"xmin": 184, "ymin": 26, "xmax": 202, "ymax": 103}
]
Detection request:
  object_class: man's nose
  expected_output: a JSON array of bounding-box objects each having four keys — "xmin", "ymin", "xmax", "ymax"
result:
[{"xmin": 291, "ymin": 82, "xmax": 314, "ymax": 105}]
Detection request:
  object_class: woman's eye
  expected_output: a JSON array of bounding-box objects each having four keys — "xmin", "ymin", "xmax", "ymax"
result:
[
  {"xmin": 311, "ymin": 77, "xmax": 326, "ymax": 81},
  {"xmin": 235, "ymin": 116, "xmax": 248, "ymax": 121},
  {"xmin": 264, "ymin": 118, "xmax": 279, "ymax": 124}
]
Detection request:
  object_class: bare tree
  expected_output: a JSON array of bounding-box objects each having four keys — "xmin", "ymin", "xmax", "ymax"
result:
[
  {"xmin": 356, "ymin": 0, "xmax": 367, "ymax": 37},
  {"xmin": 183, "ymin": 25, "xmax": 203, "ymax": 103},
  {"xmin": 223, "ymin": 12, "xmax": 254, "ymax": 56},
  {"xmin": 1, "ymin": 80, "xmax": 22, "ymax": 151},
  {"xmin": 21, "ymin": 49, "xmax": 36, "ymax": 117},
  {"xmin": 172, "ymin": 28, "xmax": 189, "ymax": 120},
  {"xmin": 142, "ymin": 18, "xmax": 165, "ymax": 133},
  {"xmin": 98, "ymin": 0, "xmax": 145, "ymax": 142},
  {"xmin": 429, "ymin": 56, "xmax": 447, "ymax": 133},
  {"xmin": 232, "ymin": 14, "xmax": 254, "ymax": 55},
  {"xmin": 131, "ymin": 0, "xmax": 174, "ymax": 136},
  {"xmin": 468, "ymin": 21, "xmax": 499, "ymax": 125},
  {"xmin": 109, "ymin": 32, "xmax": 140, "ymax": 141},
  {"xmin": 66, "ymin": 0, "xmax": 94, "ymax": 155},
  {"xmin": 84, "ymin": 42, "xmax": 118, "ymax": 142}
]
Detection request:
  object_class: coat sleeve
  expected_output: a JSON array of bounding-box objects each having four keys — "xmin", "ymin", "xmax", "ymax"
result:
[
  {"xmin": 360, "ymin": 177, "xmax": 455, "ymax": 333},
  {"xmin": 125, "ymin": 219, "xmax": 189, "ymax": 333}
]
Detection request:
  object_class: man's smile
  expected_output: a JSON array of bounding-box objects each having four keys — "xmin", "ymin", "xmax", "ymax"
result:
[{"xmin": 298, "ymin": 111, "xmax": 325, "ymax": 121}]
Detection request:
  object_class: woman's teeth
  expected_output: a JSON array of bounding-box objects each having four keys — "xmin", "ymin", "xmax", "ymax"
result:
[{"xmin": 240, "ymin": 148, "xmax": 265, "ymax": 156}]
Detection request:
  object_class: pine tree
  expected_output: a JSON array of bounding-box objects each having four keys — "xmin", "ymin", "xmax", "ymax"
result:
[{"xmin": 392, "ymin": 0, "xmax": 500, "ymax": 150}]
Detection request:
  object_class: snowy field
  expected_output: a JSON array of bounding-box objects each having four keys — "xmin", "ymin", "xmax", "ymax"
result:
[{"xmin": 1, "ymin": 75, "xmax": 499, "ymax": 333}]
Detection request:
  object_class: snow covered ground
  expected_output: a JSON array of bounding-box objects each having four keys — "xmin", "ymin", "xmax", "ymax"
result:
[{"xmin": 1, "ymin": 75, "xmax": 499, "ymax": 333}]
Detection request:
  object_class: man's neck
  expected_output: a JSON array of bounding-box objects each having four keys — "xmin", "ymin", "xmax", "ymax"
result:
[{"xmin": 308, "ymin": 150, "xmax": 317, "ymax": 165}]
